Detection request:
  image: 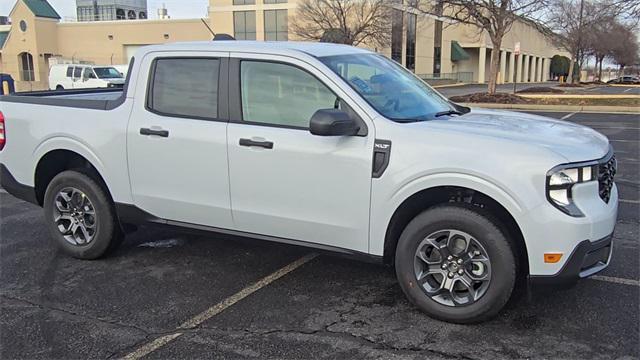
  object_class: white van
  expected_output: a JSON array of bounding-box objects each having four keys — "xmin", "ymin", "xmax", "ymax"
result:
[{"xmin": 48, "ymin": 64, "xmax": 126, "ymax": 90}]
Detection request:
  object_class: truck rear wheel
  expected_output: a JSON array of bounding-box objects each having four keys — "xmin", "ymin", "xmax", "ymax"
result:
[
  {"xmin": 43, "ymin": 170, "xmax": 122, "ymax": 260},
  {"xmin": 395, "ymin": 204, "xmax": 516, "ymax": 324}
]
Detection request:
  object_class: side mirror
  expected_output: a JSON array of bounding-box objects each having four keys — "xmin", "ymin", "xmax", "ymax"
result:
[{"xmin": 309, "ymin": 109, "xmax": 360, "ymax": 136}]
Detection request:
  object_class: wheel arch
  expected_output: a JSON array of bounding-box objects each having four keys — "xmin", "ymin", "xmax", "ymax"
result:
[
  {"xmin": 382, "ymin": 185, "xmax": 529, "ymax": 278},
  {"xmin": 34, "ymin": 148, "xmax": 112, "ymax": 207}
]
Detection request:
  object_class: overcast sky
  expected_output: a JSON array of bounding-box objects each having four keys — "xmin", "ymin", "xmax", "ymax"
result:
[{"xmin": 0, "ymin": 0, "xmax": 210, "ymax": 20}]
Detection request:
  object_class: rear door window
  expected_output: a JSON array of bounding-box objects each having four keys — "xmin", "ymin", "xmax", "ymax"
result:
[
  {"xmin": 73, "ymin": 67, "xmax": 82, "ymax": 79},
  {"xmin": 66, "ymin": 67, "xmax": 73, "ymax": 77},
  {"xmin": 147, "ymin": 58, "xmax": 220, "ymax": 119}
]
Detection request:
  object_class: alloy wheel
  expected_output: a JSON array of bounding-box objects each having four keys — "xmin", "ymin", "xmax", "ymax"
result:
[
  {"xmin": 53, "ymin": 187, "xmax": 97, "ymax": 246},
  {"xmin": 414, "ymin": 229, "xmax": 492, "ymax": 306}
]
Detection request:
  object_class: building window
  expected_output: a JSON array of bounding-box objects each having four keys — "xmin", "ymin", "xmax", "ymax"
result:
[
  {"xmin": 433, "ymin": 47, "xmax": 441, "ymax": 75},
  {"xmin": 148, "ymin": 58, "xmax": 220, "ymax": 119},
  {"xmin": 264, "ymin": 9, "xmax": 288, "ymax": 41},
  {"xmin": 233, "ymin": 0, "xmax": 255, "ymax": 4},
  {"xmin": 405, "ymin": 13, "xmax": 417, "ymax": 71},
  {"xmin": 234, "ymin": 11, "xmax": 256, "ymax": 40},
  {"xmin": 264, "ymin": 0, "xmax": 287, "ymax": 3},
  {"xmin": 391, "ymin": 9, "xmax": 403, "ymax": 64},
  {"xmin": 127, "ymin": 10, "xmax": 137, "ymax": 19},
  {"xmin": 116, "ymin": 8, "xmax": 126, "ymax": 20},
  {"xmin": 19, "ymin": 52, "xmax": 35, "ymax": 81}
]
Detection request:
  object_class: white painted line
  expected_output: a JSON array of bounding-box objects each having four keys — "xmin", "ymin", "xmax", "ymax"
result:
[
  {"xmin": 590, "ymin": 275, "xmax": 640, "ymax": 287},
  {"xmin": 615, "ymin": 179, "xmax": 640, "ymax": 186},
  {"xmin": 561, "ymin": 112, "xmax": 577, "ymax": 120},
  {"xmin": 123, "ymin": 334, "xmax": 183, "ymax": 360},
  {"xmin": 609, "ymin": 139, "xmax": 640, "ymax": 143},
  {"xmin": 586, "ymin": 126, "xmax": 640, "ymax": 130},
  {"xmin": 616, "ymin": 158, "xmax": 640, "ymax": 163},
  {"xmin": 122, "ymin": 253, "xmax": 318, "ymax": 360},
  {"xmin": 179, "ymin": 253, "xmax": 318, "ymax": 329},
  {"xmin": 624, "ymin": 88, "xmax": 633, "ymax": 93},
  {"xmin": 619, "ymin": 199, "xmax": 640, "ymax": 205},
  {"xmin": 0, "ymin": 189, "xmax": 7, "ymax": 194}
]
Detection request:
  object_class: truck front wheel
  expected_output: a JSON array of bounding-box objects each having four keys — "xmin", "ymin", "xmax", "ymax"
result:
[
  {"xmin": 43, "ymin": 170, "xmax": 123, "ymax": 260},
  {"xmin": 395, "ymin": 204, "xmax": 516, "ymax": 324}
]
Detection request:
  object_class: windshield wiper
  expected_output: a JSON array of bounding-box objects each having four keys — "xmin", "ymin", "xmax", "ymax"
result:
[{"xmin": 434, "ymin": 110, "xmax": 464, "ymax": 118}]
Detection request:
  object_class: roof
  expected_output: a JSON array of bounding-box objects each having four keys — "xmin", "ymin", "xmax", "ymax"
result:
[
  {"xmin": 141, "ymin": 40, "xmax": 373, "ymax": 58},
  {"xmin": 0, "ymin": 31, "xmax": 8, "ymax": 49},
  {"xmin": 23, "ymin": 0, "xmax": 61, "ymax": 20}
]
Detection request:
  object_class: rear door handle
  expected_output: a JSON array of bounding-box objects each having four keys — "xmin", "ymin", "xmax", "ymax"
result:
[
  {"xmin": 239, "ymin": 138, "xmax": 274, "ymax": 149},
  {"xmin": 140, "ymin": 128, "xmax": 169, "ymax": 138}
]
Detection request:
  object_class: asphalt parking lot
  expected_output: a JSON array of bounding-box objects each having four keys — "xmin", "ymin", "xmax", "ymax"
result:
[{"xmin": 1, "ymin": 111, "xmax": 638, "ymax": 359}]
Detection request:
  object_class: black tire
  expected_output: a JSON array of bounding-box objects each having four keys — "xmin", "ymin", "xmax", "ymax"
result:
[
  {"xmin": 56, "ymin": 85, "xmax": 64, "ymax": 91},
  {"xmin": 44, "ymin": 170, "xmax": 123, "ymax": 260},
  {"xmin": 395, "ymin": 204, "xmax": 516, "ymax": 324}
]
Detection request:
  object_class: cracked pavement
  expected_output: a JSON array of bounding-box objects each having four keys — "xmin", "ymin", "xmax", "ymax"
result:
[{"xmin": 1, "ymin": 112, "xmax": 638, "ymax": 359}]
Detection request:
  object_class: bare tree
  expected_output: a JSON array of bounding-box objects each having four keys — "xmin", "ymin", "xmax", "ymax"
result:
[
  {"xmin": 584, "ymin": 12, "xmax": 616, "ymax": 80},
  {"xmin": 608, "ymin": 22, "xmax": 640, "ymax": 75},
  {"xmin": 410, "ymin": 0, "xmax": 547, "ymax": 94},
  {"xmin": 291, "ymin": 0, "xmax": 392, "ymax": 48},
  {"xmin": 545, "ymin": 0, "xmax": 630, "ymax": 83}
]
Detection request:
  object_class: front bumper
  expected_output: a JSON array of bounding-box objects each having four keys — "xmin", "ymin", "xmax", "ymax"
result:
[{"xmin": 529, "ymin": 233, "xmax": 612, "ymax": 288}]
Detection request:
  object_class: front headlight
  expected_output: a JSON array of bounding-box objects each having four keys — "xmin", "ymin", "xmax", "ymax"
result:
[{"xmin": 546, "ymin": 164, "xmax": 597, "ymax": 217}]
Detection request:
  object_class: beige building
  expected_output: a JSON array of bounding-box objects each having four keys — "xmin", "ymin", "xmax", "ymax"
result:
[{"xmin": 0, "ymin": 0, "xmax": 567, "ymax": 92}]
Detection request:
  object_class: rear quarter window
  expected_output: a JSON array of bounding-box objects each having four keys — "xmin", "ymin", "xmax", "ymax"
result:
[{"xmin": 66, "ymin": 67, "xmax": 73, "ymax": 77}]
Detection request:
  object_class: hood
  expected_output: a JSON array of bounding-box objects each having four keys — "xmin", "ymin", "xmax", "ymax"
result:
[{"xmin": 421, "ymin": 108, "xmax": 610, "ymax": 162}]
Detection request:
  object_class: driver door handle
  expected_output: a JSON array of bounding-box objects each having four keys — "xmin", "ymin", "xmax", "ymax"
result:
[
  {"xmin": 140, "ymin": 127, "xmax": 169, "ymax": 138},
  {"xmin": 239, "ymin": 138, "xmax": 274, "ymax": 149}
]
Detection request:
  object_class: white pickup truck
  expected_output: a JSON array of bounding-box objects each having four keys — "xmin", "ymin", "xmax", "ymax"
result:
[{"xmin": 0, "ymin": 41, "xmax": 618, "ymax": 323}]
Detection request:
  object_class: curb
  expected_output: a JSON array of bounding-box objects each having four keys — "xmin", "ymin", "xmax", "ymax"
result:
[
  {"xmin": 519, "ymin": 94, "xmax": 640, "ymax": 99},
  {"xmin": 432, "ymin": 83, "xmax": 469, "ymax": 88},
  {"xmin": 458, "ymin": 103, "xmax": 640, "ymax": 114}
]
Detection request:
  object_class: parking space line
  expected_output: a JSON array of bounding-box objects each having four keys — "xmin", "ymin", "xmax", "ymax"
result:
[
  {"xmin": 624, "ymin": 88, "xmax": 633, "ymax": 93},
  {"xmin": 620, "ymin": 199, "xmax": 640, "ymax": 205},
  {"xmin": 561, "ymin": 112, "xmax": 577, "ymax": 120},
  {"xmin": 123, "ymin": 253, "xmax": 318, "ymax": 360},
  {"xmin": 0, "ymin": 189, "xmax": 7, "ymax": 194},
  {"xmin": 616, "ymin": 179, "xmax": 640, "ymax": 186},
  {"xmin": 587, "ymin": 126, "xmax": 640, "ymax": 130},
  {"xmin": 590, "ymin": 275, "xmax": 640, "ymax": 287},
  {"xmin": 609, "ymin": 139, "xmax": 639, "ymax": 143}
]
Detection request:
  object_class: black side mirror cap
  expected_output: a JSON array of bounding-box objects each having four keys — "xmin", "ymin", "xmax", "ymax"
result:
[{"xmin": 309, "ymin": 109, "xmax": 360, "ymax": 136}]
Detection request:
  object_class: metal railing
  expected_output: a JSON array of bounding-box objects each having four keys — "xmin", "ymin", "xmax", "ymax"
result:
[{"xmin": 417, "ymin": 72, "xmax": 473, "ymax": 83}]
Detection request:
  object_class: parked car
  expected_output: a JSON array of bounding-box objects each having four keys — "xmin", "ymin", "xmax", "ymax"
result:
[
  {"xmin": 112, "ymin": 64, "xmax": 129, "ymax": 77},
  {"xmin": 48, "ymin": 64, "xmax": 126, "ymax": 90},
  {"xmin": 0, "ymin": 41, "xmax": 618, "ymax": 323},
  {"xmin": 607, "ymin": 75, "xmax": 640, "ymax": 84}
]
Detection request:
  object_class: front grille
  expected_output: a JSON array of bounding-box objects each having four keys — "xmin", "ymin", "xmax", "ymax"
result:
[{"xmin": 598, "ymin": 154, "xmax": 617, "ymax": 203}]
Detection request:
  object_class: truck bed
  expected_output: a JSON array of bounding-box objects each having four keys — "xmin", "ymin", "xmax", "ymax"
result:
[{"xmin": 0, "ymin": 88, "xmax": 125, "ymax": 111}]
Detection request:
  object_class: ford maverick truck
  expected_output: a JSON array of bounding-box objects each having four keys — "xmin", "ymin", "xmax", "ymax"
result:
[{"xmin": 0, "ymin": 41, "xmax": 618, "ymax": 323}]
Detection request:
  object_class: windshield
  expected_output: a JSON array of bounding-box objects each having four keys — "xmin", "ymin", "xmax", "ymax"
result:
[
  {"xmin": 319, "ymin": 54, "xmax": 455, "ymax": 122},
  {"xmin": 93, "ymin": 67, "xmax": 124, "ymax": 79}
]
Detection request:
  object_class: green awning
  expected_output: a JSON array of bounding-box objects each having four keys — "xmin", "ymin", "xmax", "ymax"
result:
[{"xmin": 451, "ymin": 41, "xmax": 470, "ymax": 61}]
